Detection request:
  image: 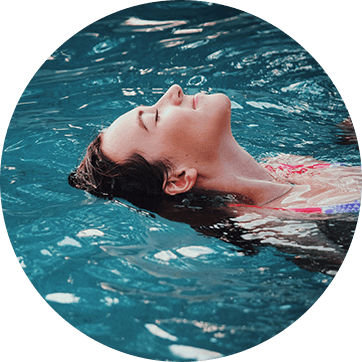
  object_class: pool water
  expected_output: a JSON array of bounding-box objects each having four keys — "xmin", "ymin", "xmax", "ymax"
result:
[{"xmin": 1, "ymin": 1, "xmax": 359, "ymax": 360}]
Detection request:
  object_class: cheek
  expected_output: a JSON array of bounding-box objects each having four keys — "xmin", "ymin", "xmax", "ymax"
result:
[
  {"xmin": 154, "ymin": 123, "xmax": 196, "ymax": 161},
  {"xmin": 161, "ymin": 114, "xmax": 208, "ymax": 149},
  {"xmin": 160, "ymin": 111, "xmax": 191, "ymax": 141}
]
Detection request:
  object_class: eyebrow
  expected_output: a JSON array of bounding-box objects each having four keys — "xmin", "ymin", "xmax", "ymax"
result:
[{"xmin": 138, "ymin": 110, "xmax": 148, "ymax": 132}]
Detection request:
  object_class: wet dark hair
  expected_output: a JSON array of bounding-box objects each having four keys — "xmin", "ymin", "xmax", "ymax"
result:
[{"xmin": 68, "ymin": 133, "xmax": 174, "ymax": 210}]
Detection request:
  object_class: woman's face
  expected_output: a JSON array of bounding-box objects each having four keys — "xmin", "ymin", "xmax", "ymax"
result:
[{"xmin": 101, "ymin": 84, "xmax": 231, "ymax": 169}]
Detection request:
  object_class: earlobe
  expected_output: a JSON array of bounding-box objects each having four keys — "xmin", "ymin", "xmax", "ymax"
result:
[{"xmin": 164, "ymin": 168, "xmax": 197, "ymax": 196}]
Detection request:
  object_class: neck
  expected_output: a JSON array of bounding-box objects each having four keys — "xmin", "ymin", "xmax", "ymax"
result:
[
  {"xmin": 220, "ymin": 137, "xmax": 274, "ymax": 181},
  {"xmin": 194, "ymin": 134, "xmax": 291, "ymax": 206}
]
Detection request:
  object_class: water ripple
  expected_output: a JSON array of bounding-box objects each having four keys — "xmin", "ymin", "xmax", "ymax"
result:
[{"xmin": 2, "ymin": 3, "xmax": 357, "ymax": 360}]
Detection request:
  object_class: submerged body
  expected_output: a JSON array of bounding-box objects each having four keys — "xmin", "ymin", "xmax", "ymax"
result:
[{"xmin": 260, "ymin": 155, "xmax": 361, "ymax": 211}]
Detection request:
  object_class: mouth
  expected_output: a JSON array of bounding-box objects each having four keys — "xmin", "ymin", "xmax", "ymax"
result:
[{"xmin": 193, "ymin": 94, "xmax": 199, "ymax": 109}]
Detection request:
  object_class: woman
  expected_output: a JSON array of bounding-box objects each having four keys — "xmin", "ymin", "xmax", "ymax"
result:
[{"xmin": 69, "ymin": 84, "xmax": 361, "ymax": 214}]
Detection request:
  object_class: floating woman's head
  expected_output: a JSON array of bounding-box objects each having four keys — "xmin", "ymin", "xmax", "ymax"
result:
[{"xmin": 68, "ymin": 84, "xmax": 232, "ymax": 209}]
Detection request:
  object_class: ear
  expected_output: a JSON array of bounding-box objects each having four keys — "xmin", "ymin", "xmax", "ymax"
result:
[{"xmin": 163, "ymin": 168, "xmax": 197, "ymax": 196}]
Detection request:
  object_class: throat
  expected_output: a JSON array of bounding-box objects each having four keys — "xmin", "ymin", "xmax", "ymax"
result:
[{"xmin": 217, "ymin": 139, "xmax": 274, "ymax": 182}]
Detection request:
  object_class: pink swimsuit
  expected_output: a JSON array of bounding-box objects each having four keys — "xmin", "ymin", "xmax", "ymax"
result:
[
  {"xmin": 230, "ymin": 163, "xmax": 360, "ymax": 214},
  {"xmin": 264, "ymin": 162, "xmax": 333, "ymax": 176}
]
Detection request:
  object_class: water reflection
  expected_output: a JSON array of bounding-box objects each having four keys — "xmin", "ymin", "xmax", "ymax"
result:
[{"xmin": 121, "ymin": 17, "xmax": 188, "ymax": 32}]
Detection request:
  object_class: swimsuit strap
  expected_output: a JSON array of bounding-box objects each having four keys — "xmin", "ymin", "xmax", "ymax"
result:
[{"xmin": 229, "ymin": 200, "xmax": 360, "ymax": 214}]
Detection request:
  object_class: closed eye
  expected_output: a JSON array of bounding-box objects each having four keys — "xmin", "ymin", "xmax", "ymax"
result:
[{"xmin": 155, "ymin": 109, "xmax": 159, "ymax": 123}]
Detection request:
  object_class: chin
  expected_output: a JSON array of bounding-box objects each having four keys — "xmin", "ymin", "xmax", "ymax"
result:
[
  {"xmin": 214, "ymin": 93, "xmax": 231, "ymax": 120},
  {"xmin": 205, "ymin": 93, "xmax": 231, "ymax": 136},
  {"xmin": 215, "ymin": 93, "xmax": 231, "ymax": 111}
]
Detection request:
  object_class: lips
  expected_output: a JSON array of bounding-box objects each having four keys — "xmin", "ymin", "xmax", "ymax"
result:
[{"xmin": 193, "ymin": 94, "xmax": 199, "ymax": 109}]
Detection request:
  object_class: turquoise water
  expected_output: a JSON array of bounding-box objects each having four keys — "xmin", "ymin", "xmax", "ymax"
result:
[{"xmin": 1, "ymin": 2, "xmax": 359, "ymax": 360}]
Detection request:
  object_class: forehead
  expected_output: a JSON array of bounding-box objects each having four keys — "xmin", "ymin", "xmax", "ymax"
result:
[
  {"xmin": 101, "ymin": 108, "xmax": 140, "ymax": 163},
  {"xmin": 107, "ymin": 107, "xmax": 136, "ymax": 132}
]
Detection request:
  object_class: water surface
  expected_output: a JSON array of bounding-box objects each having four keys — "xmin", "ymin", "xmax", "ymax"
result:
[{"xmin": 1, "ymin": 2, "xmax": 359, "ymax": 360}]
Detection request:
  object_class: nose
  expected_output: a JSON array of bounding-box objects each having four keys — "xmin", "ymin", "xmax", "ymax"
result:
[{"xmin": 157, "ymin": 84, "xmax": 183, "ymax": 106}]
